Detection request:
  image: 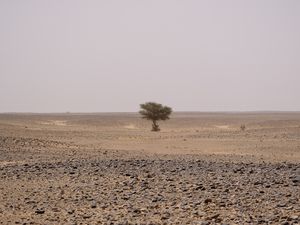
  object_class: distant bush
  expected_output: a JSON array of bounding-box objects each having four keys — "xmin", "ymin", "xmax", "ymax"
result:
[{"xmin": 240, "ymin": 124, "xmax": 246, "ymax": 131}]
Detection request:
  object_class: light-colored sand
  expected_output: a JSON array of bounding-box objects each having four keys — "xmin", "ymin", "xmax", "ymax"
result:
[{"xmin": 0, "ymin": 112, "xmax": 299, "ymax": 162}]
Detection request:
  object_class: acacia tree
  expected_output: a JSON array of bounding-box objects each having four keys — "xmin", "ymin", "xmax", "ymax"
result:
[{"xmin": 139, "ymin": 102, "xmax": 172, "ymax": 131}]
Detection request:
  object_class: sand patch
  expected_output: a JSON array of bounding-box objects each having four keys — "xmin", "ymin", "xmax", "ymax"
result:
[
  {"xmin": 40, "ymin": 120, "xmax": 67, "ymax": 126},
  {"xmin": 0, "ymin": 161, "xmax": 24, "ymax": 166},
  {"xmin": 123, "ymin": 124, "xmax": 136, "ymax": 129},
  {"xmin": 215, "ymin": 125, "xmax": 230, "ymax": 129}
]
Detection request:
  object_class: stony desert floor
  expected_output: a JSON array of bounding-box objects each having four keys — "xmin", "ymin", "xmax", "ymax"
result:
[{"xmin": 0, "ymin": 112, "xmax": 299, "ymax": 225}]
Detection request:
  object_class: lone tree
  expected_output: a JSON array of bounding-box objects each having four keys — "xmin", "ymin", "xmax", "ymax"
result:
[{"xmin": 139, "ymin": 102, "xmax": 172, "ymax": 131}]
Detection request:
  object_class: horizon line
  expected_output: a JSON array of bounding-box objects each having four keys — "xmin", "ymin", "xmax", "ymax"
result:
[{"xmin": 1, "ymin": 110, "xmax": 300, "ymax": 114}]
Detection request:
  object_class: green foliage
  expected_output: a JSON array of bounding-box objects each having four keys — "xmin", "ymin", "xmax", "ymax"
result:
[{"xmin": 139, "ymin": 102, "xmax": 172, "ymax": 131}]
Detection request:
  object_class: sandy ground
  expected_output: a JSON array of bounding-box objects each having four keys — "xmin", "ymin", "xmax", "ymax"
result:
[{"xmin": 0, "ymin": 112, "xmax": 299, "ymax": 224}]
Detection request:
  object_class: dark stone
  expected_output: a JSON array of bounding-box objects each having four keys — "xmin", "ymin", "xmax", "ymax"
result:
[
  {"xmin": 204, "ymin": 198, "xmax": 212, "ymax": 204},
  {"xmin": 35, "ymin": 209, "xmax": 45, "ymax": 214}
]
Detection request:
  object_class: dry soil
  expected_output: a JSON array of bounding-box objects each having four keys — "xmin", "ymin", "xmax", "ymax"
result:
[{"xmin": 0, "ymin": 112, "xmax": 299, "ymax": 224}]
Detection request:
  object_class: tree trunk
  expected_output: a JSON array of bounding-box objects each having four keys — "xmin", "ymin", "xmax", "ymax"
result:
[{"xmin": 151, "ymin": 120, "xmax": 160, "ymax": 131}]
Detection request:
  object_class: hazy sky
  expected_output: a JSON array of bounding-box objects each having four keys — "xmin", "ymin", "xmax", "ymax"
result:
[{"xmin": 1, "ymin": 1, "xmax": 299, "ymax": 112}]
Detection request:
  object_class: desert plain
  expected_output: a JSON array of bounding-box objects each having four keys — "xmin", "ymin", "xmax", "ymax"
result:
[{"xmin": 0, "ymin": 112, "xmax": 299, "ymax": 225}]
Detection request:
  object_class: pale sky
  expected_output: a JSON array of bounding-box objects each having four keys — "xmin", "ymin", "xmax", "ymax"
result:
[{"xmin": 0, "ymin": 0, "xmax": 300, "ymax": 112}]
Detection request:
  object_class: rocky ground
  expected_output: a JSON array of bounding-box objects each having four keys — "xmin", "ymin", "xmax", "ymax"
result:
[
  {"xmin": 0, "ymin": 154, "xmax": 299, "ymax": 225},
  {"xmin": 0, "ymin": 113, "xmax": 299, "ymax": 224}
]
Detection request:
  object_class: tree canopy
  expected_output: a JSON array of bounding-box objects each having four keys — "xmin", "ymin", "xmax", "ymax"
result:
[{"xmin": 139, "ymin": 102, "xmax": 172, "ymax": 131}]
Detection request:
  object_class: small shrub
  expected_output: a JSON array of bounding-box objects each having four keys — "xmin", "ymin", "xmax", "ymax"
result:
[{"xmin": 240, "ymin": 124, "xmax": 246, "ymax": 131}]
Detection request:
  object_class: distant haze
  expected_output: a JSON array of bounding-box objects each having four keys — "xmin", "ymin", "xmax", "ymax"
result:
[{"xmin": 1, "ymin": 1, "xmax": 299, "ymax": 112}]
